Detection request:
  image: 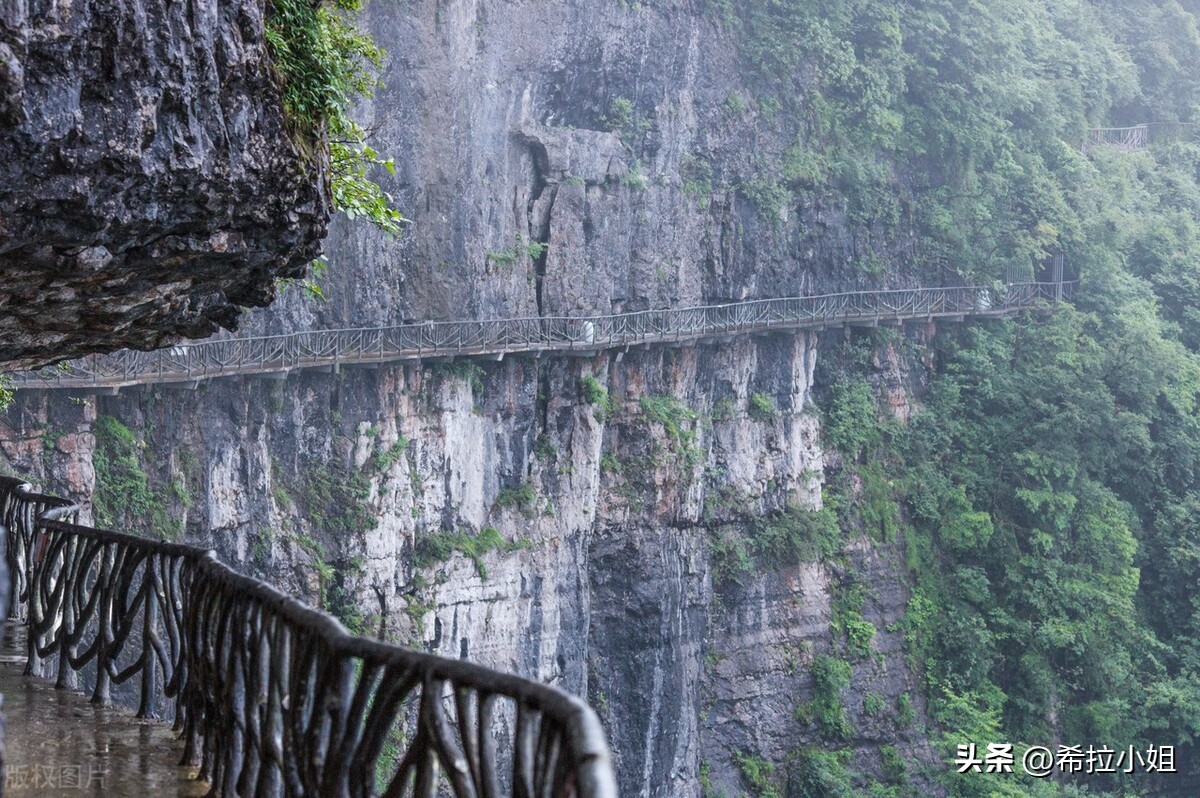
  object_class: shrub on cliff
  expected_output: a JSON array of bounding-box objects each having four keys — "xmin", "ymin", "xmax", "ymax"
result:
[{"xmin": 265, "ymin": 0, "xmax": 404, "ymax": 237}]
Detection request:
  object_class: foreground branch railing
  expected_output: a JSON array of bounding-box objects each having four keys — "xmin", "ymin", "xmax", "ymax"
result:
[
  {"xmin": 8, "ymin": 282, "xmax": 1075, "ymax": 391},
  {"xmin": 0, "ymin": 477, "xmax": 617, "ymax": 798}
]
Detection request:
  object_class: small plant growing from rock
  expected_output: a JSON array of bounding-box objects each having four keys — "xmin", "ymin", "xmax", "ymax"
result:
[
  {"xmin": 749, "ymin": 392, "xmax": 778, "ymax": 421},
  {"xmin": 495, "ymin": 482, "xmax": 538, "ymax": 517},
  {"xmin": 581, "ymin": 375, "xmax": 615, "ymax": 421}
]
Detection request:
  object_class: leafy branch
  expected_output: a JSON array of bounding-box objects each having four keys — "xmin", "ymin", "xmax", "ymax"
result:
[{"xmin": 265, "ymin": 0, "xmax": 408, "ymax": 298}]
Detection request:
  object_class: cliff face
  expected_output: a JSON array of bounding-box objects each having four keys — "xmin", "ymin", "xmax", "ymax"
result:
[
  {"xmin": 0, "ymin": 0, "xmax": 328, "ymax": 369},
  {"xmin": 254, "ymin": 0, "xmax": 915, "ymax": 337},
  {"xmin": 1, "ymin": 2, "xmax": 943, "ymax": 795},
  {"xmin": 1, "ymin": 328, "xmax": 943, "ymax": 796}
]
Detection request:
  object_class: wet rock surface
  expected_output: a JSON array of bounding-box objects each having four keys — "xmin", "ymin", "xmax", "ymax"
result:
[{"xmin": 0, "ymin": 623, "xmax": 205, "ymax": 796}]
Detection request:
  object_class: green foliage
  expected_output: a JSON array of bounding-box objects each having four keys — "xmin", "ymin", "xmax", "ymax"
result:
[
  {"xmin": 297, "ymin": 464, "xmax": 376, "ymax": 537},
  {"xmin": 0, "ymin": 375, "xmax": 12, "ymax": 412},
  {"xmin": 739, "ymin": 173, "xmax": 791, "ymax": 223},
  {"xmin": 878, "ymin": 745, "xmax": 907, "ymax": 786},
  {"xmin": 699, "ymin": 762, "xmax": 722, "ymax": 798},
  {"xmin": 863, "ymin": 693, "xmax": 885, "ymax": 717},
  {"xmin": 373, "ymin": 437, "xmax": 410, "ymax": 472},
  {"xmin": 786, "ymin": 748, "xmax": 855, "ymax": 798},
  {"xmin": 330, "ymin": 126, "xmax": 405, "ymax": 234},
  {"xmin": 796, "ymin": 655, "xmax": 853, "ymax": 740},
  {"xmin": 288, "ymin": 534, "xmax": 369, "ymax": 637},
  {"xmin": 708, "ymin": 503, "xmax": 841, "ymax": 588},
  {"xmin": 681, "ymin": 155, "xmax": 714, "ymax": 209},
  {"xmin": 264, "ymin": 0, "xmax": 405, "ymax": 238},
  {"xmin": 534, "ymin": 434, "xmax": 557, "ymax": 464},
  {"xmin": 708, "ymin": 529, "xmax": 755, "ymax": 587},
  {"xmin": 92, "ymin": 416, "xmax": 180, "ymax": 540},
  {"xmin": 581, "ymin": 375, "xmax": 607, "ymax": 404},
  {"xmin": 412, "ymin": 526, "xmax": 529, "ymax": 580},
  {"xmin": 580, "ymin": 375, "xmax": 615, "ymax": 421},
  {"xmin": 821, "ymin": 270, "xmax": 1200, "ymax": 790},
  {"xmin": 435, "ymin": 361, "xmax": 486, "ymax": 395},
  {"xmin": 822, "ymin": 377, "xmax": 880, "ymax": 460},
  {"xmin": 604, "ymin": 97, "xmax": 653, "ymax": 146},
  {"xmin": 732, "ymin": 751, "xmax": 782, "ymax": 798},
  {"xmin": 327, "ymin": 557, "xmax": 368, "ymax": 634},
  {"xmin": 291, "ymin": 532, "xmax": 335, "ymax": 593},
  {"xmin": 402, "ymin": 588, "xmax": 434, "ymax": 636},
  {"xmin": 486, "ymin": 233, "xmax": 549, "ymax": 267},
  {"xmin": 620, "ymin": 163, "xmax": 649, "ymax": 190},
  {"xmin": 856, "ymin": 465, "xmax": 900, "ymax": 542},
  {"xmin": 640, "ymin": 395, "xmax": 701, "ymax": 463},
  {"xmin": 495, "ymin": 482, "xmax": 538, "ymax": 517},
  {"xmin": 748, "ymin": 392, "xmax": 778, "ymax": 422},
  {"xmin": 832, "ymin": 579, "xmax": 876, "ymax": 660},
  {"xmin": 753, "ymin": 505, "xmax": 842, "ymax": 566}
]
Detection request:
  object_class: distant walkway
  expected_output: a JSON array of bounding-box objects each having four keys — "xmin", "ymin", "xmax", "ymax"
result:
[
  {"xmin": 0, "ymin": 623, "xmax": 204, "ymax": 797},
  {"xmin": 1086, "ymin": 122, "xmax": 1197, "ymax": 154},
  {"xmin": 9, "ymin": 282, "xmax": 1074, "ymax": 392},
  {"xmin": 1087, "ymin": 124, "xmax": 1151, "ymax": 153}
]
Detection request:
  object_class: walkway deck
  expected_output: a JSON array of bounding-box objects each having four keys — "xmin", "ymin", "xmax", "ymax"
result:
[
  {"xmin": 0, "ymin": 623, "xmax": 204, "ymax": 797},
  {"xmin": 8, "ymin": 282, "xmax": 1073, "ymax": 392}
]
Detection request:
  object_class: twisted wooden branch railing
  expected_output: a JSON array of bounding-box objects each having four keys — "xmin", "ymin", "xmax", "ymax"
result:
[
  {"xmin": 0, "ymin": 477, "xmax": 617, "ymax": 798},
  {"xmin": 8, "ymin": 282, "xmax": 1074, "ymax": 391}
]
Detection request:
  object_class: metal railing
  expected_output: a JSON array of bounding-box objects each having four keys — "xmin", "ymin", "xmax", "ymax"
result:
[
  {"xmin": 1085, "ymin": 122, "xmax": 1200, "ymax": 154},
  {"xmin": 8, "ymin": 282, "xmax": 1074, "ymax": 391},
  {"xmin": 1086, "ymin": 124, "xmax": 1151, "ymax": 153},
  {"xmin": 0, "ymin": 476, "xmax": 617, "ymax": 798}
]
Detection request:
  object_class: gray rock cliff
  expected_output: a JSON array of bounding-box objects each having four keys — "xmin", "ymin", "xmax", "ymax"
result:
[{"xmin": 0, "ymin": 0, "xmax": 329, "ymax": 369}]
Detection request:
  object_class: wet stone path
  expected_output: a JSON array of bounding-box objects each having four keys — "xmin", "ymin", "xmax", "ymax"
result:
[{"xmin": 0, "ymin": 622, "xmax": 206, "ymax": 797}]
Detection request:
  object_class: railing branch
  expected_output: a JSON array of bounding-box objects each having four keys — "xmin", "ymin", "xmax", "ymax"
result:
[{"xmin": 0, "ymin": 476, "xmax": 617, "ymax": 798}]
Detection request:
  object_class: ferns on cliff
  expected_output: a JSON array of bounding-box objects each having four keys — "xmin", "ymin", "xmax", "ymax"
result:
[{"xmin": 265, "ymin": 0, "xmax": 405, "ymax": 240}]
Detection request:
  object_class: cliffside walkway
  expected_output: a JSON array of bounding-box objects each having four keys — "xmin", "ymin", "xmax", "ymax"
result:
[
  {"xmin": 1085, "ymin": 122, "xmax": 1197, "ymax": 154},
  {"xmin": 0, "ymin": 478, "xmax": 617, "ymax": 798},
  {"xmin": 9, "ymin": 281, "xmax": 1074, "ymax": 392}
]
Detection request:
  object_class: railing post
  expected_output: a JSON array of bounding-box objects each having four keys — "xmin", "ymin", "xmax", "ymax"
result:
[
  {"xmin": 139, "ymin": 578, "xmax": 160, "ymax": 718},
  {"xmin": 91, "ymin": 545, "xmax": 114, "ymax": 706}
]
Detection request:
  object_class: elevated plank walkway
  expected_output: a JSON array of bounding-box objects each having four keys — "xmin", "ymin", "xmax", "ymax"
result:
[
  {"xmin": 1085, "ymin": 122, "xmax": 1198, "ymax": 154},
  {"xmin": 9, "ymin": 282, "xmax": 1073, "ymax": 392}
]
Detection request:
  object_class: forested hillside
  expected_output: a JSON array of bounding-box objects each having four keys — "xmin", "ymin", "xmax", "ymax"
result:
[{"xmin": 727, "ymin": 0, "xmax": 1200, "ymax": 794}]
